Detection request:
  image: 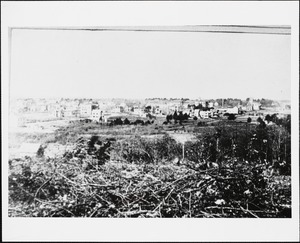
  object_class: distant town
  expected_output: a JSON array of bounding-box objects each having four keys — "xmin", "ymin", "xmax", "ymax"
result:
[{"xmin": 9, "ymin": 97, "xmax": 291, "ymax": 128}]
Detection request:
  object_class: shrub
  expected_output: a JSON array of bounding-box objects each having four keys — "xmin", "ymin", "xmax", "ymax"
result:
[
  {"xmin": 36, "ymin": 146, "xmax": 45, "ymax": 158},
  {"xmin": 228, "ymin": 114, "xmax": 236, "ymax": 120},
  {"xmin": 114, "ymin": 134, "xmax": 181, "ymax": 164},
  {"xmin": 197, "ymin": 121, "xmax": 206, "ymax": 126}
]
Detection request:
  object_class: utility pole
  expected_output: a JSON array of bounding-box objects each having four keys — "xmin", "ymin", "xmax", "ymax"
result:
[{"xmin": 182, "ymin": 142, "xmax": 185, "ymax": 162}]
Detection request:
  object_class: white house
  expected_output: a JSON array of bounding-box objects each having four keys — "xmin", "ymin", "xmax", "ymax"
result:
[
  {"xmin": 199, "ymin": 110, "xmax": 210, "ymax": 119},
  {"xmin": 80, "ymin": 104, "xmax": 92, "ymax": 117},
  {"xmin": 91, "ymin": 109, "xmax": 103, "ymax": 121},
  {"xmin": 246, "ymin": 101, "xmax": 261, "ymax": 111},
  {"xmin": 53, "ymin": 104, "xmax": 64, "ymax": 118},
  {"xmin": 227, "ymin": 106, "xmax": 239, "ymax": 114},
  {"xmin": 253, "ymin": 102, "xmax": 261, "ymax": 111},
  {"xmin": 208, "ymin": 102, "xmax": 214, "ymax": 108},
  {"xmin": 133, "ymin": 107, "xmax": 143, "ymax": 116},
  {"xmin": 111, "ymin": 106, "xmax": 123, "ymax": 113}
]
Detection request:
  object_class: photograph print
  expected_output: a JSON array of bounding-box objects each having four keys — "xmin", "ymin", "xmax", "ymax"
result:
[{"xmin": 8, "ymin": 25, "xmax": 292, "ymax": 218}]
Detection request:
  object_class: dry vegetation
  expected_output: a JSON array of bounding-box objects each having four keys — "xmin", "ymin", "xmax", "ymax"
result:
[{"xmin": 8, "ymin": 117, "xmax": 291, "ymax": 218}]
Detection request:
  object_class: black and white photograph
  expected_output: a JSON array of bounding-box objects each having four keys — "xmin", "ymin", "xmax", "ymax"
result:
[{"xmin": 2, "ymin": 1, "xmax": 299, "ymax": 242}]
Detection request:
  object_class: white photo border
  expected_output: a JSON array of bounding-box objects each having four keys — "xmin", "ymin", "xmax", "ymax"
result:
[{"xmin": 2, "ymin": 1, "xmax": 299, "ymax": 241}]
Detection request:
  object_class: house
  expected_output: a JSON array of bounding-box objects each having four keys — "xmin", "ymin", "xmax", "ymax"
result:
[
  {"xmin": 39, "ymin": 105, "xmax": 48, "ymax": 112},
  {"xmin": 91, "ymin": 109, "xmax": 103, "ymax": 121},
  {"xmin": 101, "ymin": 113, "xmax": 111, "ymax": 123},
  {"xmin": 208, "ymin": 102, "xmax": 214, "ymax": 108},
  {"xmin": 63, "ymin": 110, "xmax": 74, "ymax": 117},
  {"xmin": 111, "ymin": 106, "xmax": 123, "ymax": 113},
  {"xmin": 80, "ymin": 104, "xmax": 92, "ymax": 117},
  {"xmin": 227, "ymin": 106, "xmax": 239, "ymax": 114},
  {"xmin": 246, "ymin": 101, "xmax": 261, "ymax": 111},
  {"xmin": 117, "ymin": 103, "xmax": 128, "ymax": 112},
  {"xmin": 253, "ymin": 102, "xmax": 261, "ymax": 111},
  {"xmin": 199, "ymin": 110, "xmax": 210, "ymax": 119},
  {"xmin": 193, "ymin": 109, "xmax": 201, "ymax": 118},
  {"xmin": 200, "ymin": 101, "xmax": 207, "ymax": 107},
  {"xmin": 132, "ymin": 106, "xmax": 143, "ymax": 116},
  {"xmin": 53, "ymin": 104, "xmax": 64, "ymax": 118},
  {"xmin": 18, "ymin": 143, "xmax": 42, "ymax": 157},
  {"xmin": 217, "ymin": 108, "xmax": 228, "ymax": 114}
]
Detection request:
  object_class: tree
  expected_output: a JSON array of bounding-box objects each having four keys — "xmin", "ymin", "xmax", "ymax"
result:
[
  {"xmin": 144, "ymin": 106, "xmax": 151, "ymax": 113},
  {"xmin": 124, "ymin": 118, "xmax": 130, "ymax": 125},
  {"xmin": 166, "ymin": 114, "xmax": 173, "ymax": 122},
  {"xmin": 96, "ymin": 140, "xmax": 111, "ymax": 165},
  {"xmin": 257, "ymin": 117, "xmax": 266, "ymax": 128},
  {"xmin": 178, "ymin": 111, "xmax": 184, "ymax": 121},
  {"xmin": 283, "ymin": 114, "xmax": 291, "ymax": 133},
  {"xmin": 265, "ymin": 114, "xmax": 271, "ymax": 123},
  {"xmin": 193, "ymin": 116, "xmax": 198, "ymax": 121},
  {"xmin": 183, "ymin": 113, "xmax": 189, "ymax": 120},
  {"xmin": 271, "ymin": 114, "xmax": 278, "ymax": 123},
  {"xmin": 228, "ymin": 114, "xmax": 236, "ymax": 120},
  {"xmin": 247, "ymin": 117, "xmax": 252, "ymax": 123},
  {"xmin": 135, "ymin": 119, "xmax": 145, "ymax": 125},
  {"xmin": 257, "ymin": 117, "xmax": 263, "ymax": 123},
  {"xmin": 36, "ymin": 146, "xmax": 44, "ymax": 158},
  {"xmin": 114, "ymin": 118, "xmax": 123, "ymax": 125},
  {"xmin": 173, "ymin": 111, "xmax": 178, "ymax": 121}
]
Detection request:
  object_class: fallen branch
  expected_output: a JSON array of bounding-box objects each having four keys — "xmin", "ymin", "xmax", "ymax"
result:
[
  {"xmin": 153, "ymin": 187, "xmax": 175, "ymax": 212},
  {"xmin": 120, "ymin": 210, "xmax": 149, "ymax": 217},
  {"xmin": 240, "ymin": 206, "xmax": 259, "ymax": 218}
]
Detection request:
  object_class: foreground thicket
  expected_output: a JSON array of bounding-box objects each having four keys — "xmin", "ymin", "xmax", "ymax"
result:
[{"xmin": 9, "ymin": 120, "xmax": 291, "ymax": 218}]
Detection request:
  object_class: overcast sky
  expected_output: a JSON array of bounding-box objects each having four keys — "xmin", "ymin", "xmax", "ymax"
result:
[{"xmin": 10, "ymin": 28, "xmax": 291, "ymax": 100}]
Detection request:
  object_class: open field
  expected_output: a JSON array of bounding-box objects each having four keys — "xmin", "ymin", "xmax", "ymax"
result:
[{"xmin": 8, "ymin": 114, "xmax": 267, "ymax": 160}]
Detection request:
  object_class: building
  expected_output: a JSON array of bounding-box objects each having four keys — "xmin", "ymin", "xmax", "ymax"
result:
[
  {"xmin": 246, "ymin": 100, "xmax": 261, "ymax": 111},
  {"xmin": 63, "ymin": 109, "xmax": 79, "ymax": 118},
  {"xmin": 111, "ymin": 106, "xmax": 123, "ymax": 113},
  {"xmin": 192, "ymin": 109, "xmax": 201, "ymax": 118},
  {"xmin": 208, "ymin": 102, "xmax": 214, "ymax": 108},
  {"xmin": 53, "ymin": 104, "xmax": 64, "ymax": 118},
  {"xmin": 217, "ymin": 108, "xmax": 228, "ymax": 114},
  {"xmin": 199, "ymin": 110, "xmax": 210, "ymax": 119},
  {"xmin": 227, "ymin": 106, "xmax": 239, "ymax": 114},
  {"xmin": 80, "ymin": 104, "xmax": 92, "ymax": 117},
  {"xmin": 132, "ymin": 106, "xmax": 143, "ymax": 116},
  {"xmin": 252, "ymin": 102, "xmax": 261, "ymax": 111},
  {"xmin": 91, "ymin": 109, "xmax": 103, "ymax": 121}
]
